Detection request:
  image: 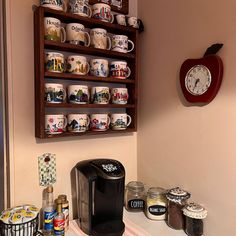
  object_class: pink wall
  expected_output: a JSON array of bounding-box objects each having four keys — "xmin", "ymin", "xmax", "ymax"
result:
[{"xmin": 138, "ymin": 0, "xmax": 236, "ymax": 235}]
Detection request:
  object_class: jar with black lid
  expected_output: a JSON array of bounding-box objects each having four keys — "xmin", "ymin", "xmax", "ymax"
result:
[
  {"xmin": 183, "ymin": 202, "xmax": 207, "ymax": 236},
  {"xmin": 166, "ymin": 187, "xmax": 191, "ymax": 230},
  {"xmin": 124, "ymin": 181, "xmax": 146, "ymax": 212}
]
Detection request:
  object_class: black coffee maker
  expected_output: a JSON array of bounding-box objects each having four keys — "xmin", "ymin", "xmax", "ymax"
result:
[{"xmin": 75, "ymin": 159, "xmax": 125, "ymax": 236}]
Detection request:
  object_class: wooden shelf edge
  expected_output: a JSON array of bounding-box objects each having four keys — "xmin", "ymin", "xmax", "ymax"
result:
[{"xmin": 45, "ymin": 103, "xmax": 135, "ymax": 108}]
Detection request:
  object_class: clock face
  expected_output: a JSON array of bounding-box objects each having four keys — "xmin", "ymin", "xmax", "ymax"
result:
[{"xmin": 185, "ymin": 65, "xmax": 212, "ymax": 96}]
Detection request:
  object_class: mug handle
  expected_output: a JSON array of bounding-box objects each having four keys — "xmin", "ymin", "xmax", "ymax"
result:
[
  {"xmin": 107, "ymin": 116, "xmax": 111, "ymax": 127},
  {"xmin": 84, "ymin": 32, "xmax": 91, "ymax": 47},
  {"xmin": 62, "ymin": 89, "xmax": 67, "ymax": 102},
  {"xmin": 60, "ymin": 27, "xmax": 66, "ymax": 43},
  {"xmin": 127, "ymin": 115, "xmax": 132, "ymax": 127},
  {"xmin": 127, "ymin": 40, "xmax": 135, "ymax": 53},
  {"xmin": 126, "ymin": 66, "xmax": 131, "ymax": 78},
  {"xmin": 109, "ymin": 14, "xmax": 114, "ymax": 23},
  {"xmin": 63, "ymin": 116, "xmax": 68, "ymax": 130},
  {"xmin": 107, "ymin": 36, "xmax": 112, "ymax": 50},
  {"xmin": 86, "ymin": 116, "xmax": 90, "ymax": 128},
  {"xmin": 88, "ymin": 6, "xmax": 92, "ymax": 18},
  {"xmin": 62, "ymin": 1, "xmax": 67, "ymax": 12},
  {"xmin": 85, "ymin": 62, "xmax": 90, "ymax": 74},
  {"xmin": 108, "ymin": 92, "xmax": 111, "ymax": 102}
]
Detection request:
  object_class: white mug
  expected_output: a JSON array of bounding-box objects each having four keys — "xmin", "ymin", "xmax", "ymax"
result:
[
  {"xmin": 68, "ymin": 85, "xmax": 89, "ymax": 104},
  {"xmin": 110, "ymin": 113, "xmax": 132, "ymax": 130},
  {"xmin": 116, "ymin": 14, "xmax": 126, "ymax": 26},
  {"xmin": 45, "ymin": 52, "xmax": 65, "ymax": 73},
  {"xmin": 40, "ymin": 0, "xmax": 67, "ymax": 11},
  {"xmin": 110, "ymin": 61, "xmax": 131, "ymax": 79},
  {"xmin": 90, "ymin": 114, "xmax": 110, "ymax": 131},
  {"xmin": 92, "ymin": 3, "xmax": 114, "ymax": 23},
  {"xmin": 90, "ymin": 28, "xmax": 111, "ymax": 50},
  {"xmin": 111, "ymin": 87, "xmax": 129, "ymax": 104},
  {"xmin": 127, "ymin": 16, "xmax": 140, "ymax": 29},
  {"xmin": 69, "ymin": 0, "xmax": 92, "ymax": 17},
  {"xmin": 66, "ymin": 55, "xmax": 90, "ymax": 75},
  {"xmin": 67, "ymin": 114, "xmax": 90, "ymax": 132},
  {"xmin": 112, "ymin": 35, "xmax": 134, "ymax": 53},
  {"xmin": 44, "ymin": 17, "xmax": 66, "ymax": 42},
  {"xmin": 45, "ymin": 83, "xmax": 66, "ymax": 103},
  {"xmin": 90, "ymin": 59, "xmax": 109, "ymax": 77},
  {"xmin": 45, "ymin": 114, "xmax": 67, "ymax": 134},
  {"xmin": 91, "ymin": 86, "xmax": 110, "ymax": 104},
  {"xmin": 66, "ymin": 23, "xmax": 90, "ymax": 46}
]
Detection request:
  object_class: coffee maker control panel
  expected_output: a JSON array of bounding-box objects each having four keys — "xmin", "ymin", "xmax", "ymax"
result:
[{"xmin": 91, "ymin": 159, "xmax": 125, "ymax": 179}]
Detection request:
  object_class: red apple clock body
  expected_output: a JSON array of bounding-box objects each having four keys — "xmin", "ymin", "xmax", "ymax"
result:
[{"xmin": 180, "ymin": 54, "xmax": 223, "ymax": 104}]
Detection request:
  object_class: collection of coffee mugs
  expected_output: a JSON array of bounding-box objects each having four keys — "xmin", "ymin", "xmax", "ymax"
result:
[
  {"xmin": 41, "ymin": 0, "xmax": 142, "ymax": 29},
  {"xmin": 45, "ymin": 113, "xmax": 132, "ymax": 134}
]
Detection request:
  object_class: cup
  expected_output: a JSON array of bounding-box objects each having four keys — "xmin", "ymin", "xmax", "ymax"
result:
[
  {"xmin": 111, "ymin": 87, "xmax": 129, "ymax": 104},
  {"xmin": 45, "ymin": 52, "xmax": 65, "ymax": 73},
  {"xmin": 91, "ymin": 86, "xmax": 110, "ymax": 104},
  {"xmin": 127, "ymin": 16, "xmax": 141, "ymax": 29},
  {"xmin": 110, "ymin": 61, "xmax": 131, "ymax": 79},
  {"xmin": 116, "ymin": 14, "xmax": 126, "ymax": 26},
  {"xmin": 90, "ymin": 59, "xmax": 109, "ymax": 77},
  {"xmin": 69, "ymin": 0, "xmax": 92, "ymax": 17},
  {"xmin": 40, "ymin": 0, "xmax": 67, "ymax": 11},
  {"xmin": 90, "ymin": 114, "xmax": 110, "ymax": 131},
  {"xmin": 90, "ymin": 28, "xmax": 111, "ymax": 50},
  {"xmin": 67, "ymin": 114, "xmax": 90, "ymax": 132},
  {"xmin": 66, "ymin": 23, "xmax": 90, "ymax": 46},
  {"xmin": 111, "ymin": 35, "xmax": 134, "ymax": 53},
  {"xmin": 92, "ymin": 3, "xmax": 114, "ymax": 23},
  {"xmin": 44, "ymin": 17, "xmax": 66, "ymax": 42},
  {"xmin": 45, "ymin": 114, "xmax": 67, "ymax": 134},
  {"xmin": 66, "ymin": 55, "xmax": 90, "ymax": 75},
  {"xmin": 110, "ymin": 113, "xmax": 132, "ymax": 130},
  {"xmin": 68, "ymin": 85, "xmax": 89, "ymax": 104},
  {"xmin": 45, "ymin": 83, "xmax": 66, "ymax": 103}
]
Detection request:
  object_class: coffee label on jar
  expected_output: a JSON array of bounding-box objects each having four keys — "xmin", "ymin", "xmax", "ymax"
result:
[
  {"xmin": 128, "ymin": 199, "xmax": 145, "ymax": 210},
  {"xmin": 148, "ymin": 205, "xmax": 167, "ymax": 216}
]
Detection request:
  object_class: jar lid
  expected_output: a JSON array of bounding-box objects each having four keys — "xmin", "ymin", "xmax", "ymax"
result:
[
  {"xmin": 147, "ymin": 187, "xmax": 165, "ymax": 198},
  {"xmin": 183, "ymin": 202, "xmax": 207, "ymax": 219},
  {"xmin": 166, "ymin": 187, "xmax": 191, "ymax": 203},
  {"xmin": 126, "ymin": 181, "xmax": 145, "ymax": 192}
]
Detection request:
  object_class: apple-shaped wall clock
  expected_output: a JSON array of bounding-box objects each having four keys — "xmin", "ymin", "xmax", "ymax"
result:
[{"xmin": 180, "ymin": 44, "xmax": 223, "ymax": 104}]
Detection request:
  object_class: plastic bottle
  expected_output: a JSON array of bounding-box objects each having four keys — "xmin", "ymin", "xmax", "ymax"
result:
[
  {"xmin": 43, "ymin": 185, "xmax": 56, "ymax": 235},
  {"xmin": 54, "ymin": 199, "xmax": 65, "ymax": 236}
]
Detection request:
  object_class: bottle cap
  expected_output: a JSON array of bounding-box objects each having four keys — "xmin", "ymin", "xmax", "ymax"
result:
[
  {"xmin": 183, "ymin": 202, "xmax": 207, "ymax": 219},
  {"xmin": 166, "ymin": 187, "xmax": 191, "ymax": 203},
  {"xmin": 58, "ymin": 194, "xmax": 67, "ymax": 202},
  {"xmin": 46, "ymin": 185, "xmax": 53, "ymax": 193}
]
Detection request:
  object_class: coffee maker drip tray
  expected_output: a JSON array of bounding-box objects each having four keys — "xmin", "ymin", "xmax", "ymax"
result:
[{"xmin": 92, "ymin": 220, "xmax": 125, "ymax": 236}]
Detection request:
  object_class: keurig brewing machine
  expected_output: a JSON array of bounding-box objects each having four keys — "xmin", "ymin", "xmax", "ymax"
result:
[{"xmin": 75, "ymin": 159, "xmax": 125, "ymax": 236}]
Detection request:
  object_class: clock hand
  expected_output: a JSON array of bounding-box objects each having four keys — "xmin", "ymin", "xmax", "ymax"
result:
[{"xmin": 194, "ymin": 78, "xmax": 200, "ymax": 89}]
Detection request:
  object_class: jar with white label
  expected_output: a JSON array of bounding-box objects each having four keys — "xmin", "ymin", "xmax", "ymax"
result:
[
  {"xmin": 124, "ymin": 181, "xmax": 146, "ymax": 212},
  {"xmin": 145, "ymin": 187, "xmax": 167, "ymax": 220}
]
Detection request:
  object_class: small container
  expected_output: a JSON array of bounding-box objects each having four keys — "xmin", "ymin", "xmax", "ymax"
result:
[
  {"xmin": 124, "ymin": 181, "xmax": 146, "ymax": 212},
  {"xmin": 166, "ymin": 187, "xmax": 191, "ymax": 230},
  {"xmin": 58, "ymin": 195, "xmax": 69, "ymax": 231},
  {"xmin": 145, "ymin": 187, "xmax": 167, "ymax": 220},
  {"xmin": 183, "ymin": 203, "xmax": 207, "ymax": 236}
]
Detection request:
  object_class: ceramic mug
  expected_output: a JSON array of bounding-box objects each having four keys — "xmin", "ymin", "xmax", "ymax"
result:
[
  {"xmin": 66, "ymin": 23, "xmax": 90, "ymax": 46},
  {"xmin": 44, "ymin": 17, "xmax": 66, "ymax": 42},
  {"xmin": 116, "ymin": 14, "xmax": 126, "ymax": 26},
  {"xmin": 127, "ymin": 16, "xmax": 140, "ymax": 29},
  {"xmin": 45, "ymin": 83, "xmax": 66, "ymax": 103},
  {"xmin": 91, "ymin": 86, "xmax": 110, "ymax": 104},
  {"xmin": 67, "ymin": 114, "xmax": 90, "ymax": 132},
  {"xmin": 90, "ymin": 59, "xmax": 109, "ymax": 77},
  {"xmin": 90, "ymin": 28, "xmax": 111, "ymax": 50},
  {"xmin": 110, "ymin": 113, "xmax": 132, "ymax": 130},
  {"xmin": 112, "ymin": 35, "xmax": 134, "ymax": 53},
  {"xmin": 68, "ymin": 85, "xmax": 89, "ymax": 104},
  {"xmin": 69, "ymin": 0, "xmax": 92, "ymax": 17},
  {"xmin": 66, "ymin": 55, "xmax": 90, "ymax": 75},
  {"xmin": 40, "ymin": 0, "xmax": 67, "ymax": 11},
  {"xmin": 90, "ymin": 114, "xmax": 110, "ymax": 131},
  {"xmin": 111, "ymin": 87, "xmax": 129, "ymax": 104},
  {"xmin": 92, "ymin": 3, "xmax": 114, "ymax": 23},
  {"xmin": 45, "ymin": 52, "xmax": 65, "ymax": 73},
  {"xmin": 110, "ymin": 61, "xmax": 131, "ymax": 79},
  {"xmin": 45, "ymin": 114, "xmax": 67, "ymax": 134}
]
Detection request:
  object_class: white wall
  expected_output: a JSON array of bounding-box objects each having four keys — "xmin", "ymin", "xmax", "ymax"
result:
[
  {"xmin": 7, "ymin": 0, "xmax": 137, "ymax": 218},
  {"xmin": 138, "ymin": 0, "xmax": 236, "ymax": 235}
]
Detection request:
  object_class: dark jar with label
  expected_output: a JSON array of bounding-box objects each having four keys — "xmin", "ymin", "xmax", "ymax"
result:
[
  {"xmin": 124, "ymin": 181, "xmax": 146, "ymax": 212},
  {"xmin": 183, "ymin": 202, "xmax": 207, "ymax": 236},
  {"xmin": 145, "ymin": 187, "xmax": 167, "ymax": 220},
  {"xmin": 166, "ymin": 187, "xmax": 191, "ymax": 230}
]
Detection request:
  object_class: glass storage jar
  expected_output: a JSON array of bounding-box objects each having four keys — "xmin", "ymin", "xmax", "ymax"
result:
[
  {"xmin": 166, "ymin": 187, "xmax": 191, "ymax": 230},
  {"xmin": 124, "ymin": 181, "xmax": 146, "ymax": 212},
  {"xmin": 145, "ymin": 187, "xmax": 167, "ymax": 220},
  {"xmin": 183, "ymin": 202, "xmax": 207, "ymax": 236}
]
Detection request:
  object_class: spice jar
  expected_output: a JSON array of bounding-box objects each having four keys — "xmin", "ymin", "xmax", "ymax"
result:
[
  {"xmin": 183, "ymin": 202, "xmax": 207, "ymax": 236},
  {"xmin": 124, "ymin": 181, "xmax": 146, "ymax": 212},
  {"xmin": 145, "ymin": 187, "xmax": 167, "ymax": 220},
  {"xmin": 166, "ymin": 187, "xmax": 191, "ymax": 230}
]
